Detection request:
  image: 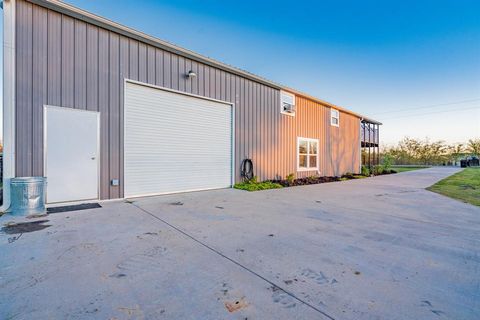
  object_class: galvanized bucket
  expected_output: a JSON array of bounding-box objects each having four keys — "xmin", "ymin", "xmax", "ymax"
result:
[{"xmin": 10, "ymin": 177, "xmax": 46, "ymax": 216}]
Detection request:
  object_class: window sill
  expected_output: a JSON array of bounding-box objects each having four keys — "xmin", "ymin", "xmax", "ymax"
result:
[{"xmin": 297, "ymin": 168, "xmax": 319, "ymax": 172}]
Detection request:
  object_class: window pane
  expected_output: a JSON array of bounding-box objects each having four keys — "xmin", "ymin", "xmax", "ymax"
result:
[
  {"xmin": 299, "ymin": 155, "xmax": 307, "ymax": 168},
  {"xmin": 309, "ymin": 156, "xmax": 317, "ymax": 168},
  {"xmin": 299, "ymin": 140, "xmax": 307, "ymax": 154},
  {"xmin": 281, "ymin": 92, "xmax": 294, "ymax": 105},
  {"xmin": 332, "ymin": 117, "xmax": 338, "ymax": 125},
  {"xmin": 309, "ymin": 141, "xmax": 317, "ymax": 154}
]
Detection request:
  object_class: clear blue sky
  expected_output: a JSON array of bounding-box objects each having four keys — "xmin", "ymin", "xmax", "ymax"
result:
[{"xmin": 4, "ymin": 0, "xmax": 480, "ymax": 145}]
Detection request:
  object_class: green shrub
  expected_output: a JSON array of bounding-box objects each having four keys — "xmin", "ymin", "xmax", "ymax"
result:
[
  {"xmin": 234, "ymin": 177, "xmax": 283, "ymax": 191},
  {"xmin": 286, "ymin": 173, "xmax": 295, "ymax": 184},
  {"xmin": 372, "ymin": 165, "xmax": 384, "ymax": 175},
  {"xmin": 361, "ymin": 165, "xmax": 370, "ymax": 176},
  {"xmin": 382, "ymin": 154, "xmax": 393, "ymax": 171}
]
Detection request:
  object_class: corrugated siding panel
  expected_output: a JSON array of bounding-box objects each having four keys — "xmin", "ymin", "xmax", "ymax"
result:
[
  {"xmin": 61, "ymin": 15, "xmax": 74, "ymax": 108},
  {"xmin": 109, "ymin": 33, "xmax": 121, "ymax": 199},
  {"xmin": 86, "ymin": 24, "xmax": 99, "ymax": 112},
  {"xmin": 98, "ymin": 28, "xmax": 110, "ymax": 198},
  {"xmin": 74, "ymin": 20, "xmax": 87, "ymax": 110},
  {"xmin": 16, "ymin": 0, "xmax": 361, "ymax": 199},
  {"xmin": 16, "ymin": 0, "xmax": 33, "ymax": 177},
  {"xmin": 32, "ymin": 5, "xmax": 47, "ymax": 176}
]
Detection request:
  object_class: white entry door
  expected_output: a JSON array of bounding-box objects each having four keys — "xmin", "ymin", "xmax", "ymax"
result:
[
  {"xmin": 124, "ymin": 82, "xmax": 233, "ymax": 197},
  {"xmin": 45, "ymin": 106, "xmax": 100, "ymax": 203}
]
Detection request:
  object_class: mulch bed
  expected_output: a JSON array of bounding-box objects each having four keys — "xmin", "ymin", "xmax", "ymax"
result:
[
  {"xmin": 270, "ymin": 170, "xmax": 397, "ymax": 187},
  {"xmin": 271, "ymin": 176, "xmax": 341, "ymax": 187}
]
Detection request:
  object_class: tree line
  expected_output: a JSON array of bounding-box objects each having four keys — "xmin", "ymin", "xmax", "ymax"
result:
[{"xmin": 381, "ymin": 137, "xmax": 480, "ymax": 166}]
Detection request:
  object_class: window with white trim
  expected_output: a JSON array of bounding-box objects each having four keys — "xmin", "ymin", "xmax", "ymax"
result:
[
  {"xmin": 331, "ymin": 108, "xmax": 340, "ymax": 126},
  {"xmin": 280, "ymin": 91, "xmax": 295, "ymax": 116},
  {"xmin": 297, "ymin": 137, "xmax": 319, "ymax": 171}
]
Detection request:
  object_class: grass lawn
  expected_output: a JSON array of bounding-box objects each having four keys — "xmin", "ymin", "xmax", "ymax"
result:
[
  {"xmin": 427, "ymin": 168, "xmax": 480, "ymax": 206},
  {"xmin": 392, "ymin": 166, "xmax": 430, "ymax": 173}
]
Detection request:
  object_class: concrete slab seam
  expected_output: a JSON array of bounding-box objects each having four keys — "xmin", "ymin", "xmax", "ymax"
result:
[{"xmin": 130, "ymin": 202, "xmax": 336, "ymax": 320}]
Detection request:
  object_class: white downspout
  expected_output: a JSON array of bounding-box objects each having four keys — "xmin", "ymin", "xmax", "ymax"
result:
[{"xmin": 1, "ymin": 0, "xmax": 16, "ymax": 213}]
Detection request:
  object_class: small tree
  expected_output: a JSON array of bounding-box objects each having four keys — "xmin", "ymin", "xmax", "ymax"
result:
[
  {"xmin": 467, "ymin": 138, "xmax": 480, "ymax": 156},
  {"xmin": 381, "ymin": 153, "xmax": 393, "ymax": 170}
]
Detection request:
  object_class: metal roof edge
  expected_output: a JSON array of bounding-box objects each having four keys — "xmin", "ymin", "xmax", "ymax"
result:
[
  {"xmin": 282, "ymin": 87, "xmax": 382, "ymax": 125},
  {"xmin": 27, "ymin": 0, "xmax": 382, "ymax": 125}
]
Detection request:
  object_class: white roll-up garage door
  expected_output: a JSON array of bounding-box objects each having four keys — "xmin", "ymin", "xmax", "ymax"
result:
[{"xmin": 124, "ymin": 82, "xmax": 233, "ymax": 197}]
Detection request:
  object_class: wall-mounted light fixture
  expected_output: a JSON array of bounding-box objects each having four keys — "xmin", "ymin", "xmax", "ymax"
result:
[{"xmin": 186, "ymin": 70, "xmax": 197, "ymax": 79}]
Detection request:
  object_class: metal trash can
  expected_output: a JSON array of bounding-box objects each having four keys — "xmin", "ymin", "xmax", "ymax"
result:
[{"xmin": 10, "ymin": 177, "xmax": 46, "ymax": 216}]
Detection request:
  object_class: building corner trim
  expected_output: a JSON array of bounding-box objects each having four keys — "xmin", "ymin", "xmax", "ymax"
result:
[{"xmin": 2, "ymin": 0, "xmax": 16, "ymax": 212}]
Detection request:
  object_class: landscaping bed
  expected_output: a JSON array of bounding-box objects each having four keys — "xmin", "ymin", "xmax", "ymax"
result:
[{"xmin": 234, "ymin": 167, "xmax": 396, "ymax": 191}]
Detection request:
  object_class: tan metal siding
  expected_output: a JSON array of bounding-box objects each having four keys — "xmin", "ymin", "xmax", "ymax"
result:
[
  {"xmin": 294, "ymin": 96, "xmax": 360, "ymax": 178},
  {"xmin": 332, "ymin": 111, "xmax": 361, "ymax": 175},
  {"xmin": 16, "ymin": 0, "xmax": 361, "ymax": 199}
]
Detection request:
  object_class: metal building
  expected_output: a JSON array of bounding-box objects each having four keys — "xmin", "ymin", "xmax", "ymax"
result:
[{"xmin": 2, "ymin": 0, "xmax": 381, "ymax": 206}]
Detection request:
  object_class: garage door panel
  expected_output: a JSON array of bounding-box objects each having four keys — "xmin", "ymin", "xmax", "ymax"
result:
[{"xmin": 125, "ymin": 82, "xmax": 233, "ymax": 197}]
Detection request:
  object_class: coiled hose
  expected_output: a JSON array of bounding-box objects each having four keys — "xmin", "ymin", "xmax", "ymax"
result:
[{"xmin": 240, "ymin": 158, "xmax": 254, "ymax": 181}]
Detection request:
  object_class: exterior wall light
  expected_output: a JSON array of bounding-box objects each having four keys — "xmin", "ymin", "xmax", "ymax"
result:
[{"xmin": 187, "ymin": 70, "xmax": 197, "ymax": 79}]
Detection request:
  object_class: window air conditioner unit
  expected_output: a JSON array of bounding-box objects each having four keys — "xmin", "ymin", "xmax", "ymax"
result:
[{"xmin": 283, "ymin": 102, "xmax": 295, "ymax": 113}]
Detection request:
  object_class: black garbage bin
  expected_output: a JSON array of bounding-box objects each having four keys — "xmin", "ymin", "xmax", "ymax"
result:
[
  {"xmin": 460, "ymin": 160, "xmax": 467, "ymax": 168},
  {"xmin": 469, "ymin": 157, "xmax": 479, "ymax": 167}
]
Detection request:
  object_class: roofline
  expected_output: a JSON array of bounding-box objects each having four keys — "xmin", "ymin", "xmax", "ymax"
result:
[{"xmin": 27, "ymin": 0, "xmax": 382, "ymax": 125}]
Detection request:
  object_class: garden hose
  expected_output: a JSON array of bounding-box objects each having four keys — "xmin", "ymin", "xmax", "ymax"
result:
[{"xmin": 241, "ymin": 159, "xmax": 254, "ymax": 181}]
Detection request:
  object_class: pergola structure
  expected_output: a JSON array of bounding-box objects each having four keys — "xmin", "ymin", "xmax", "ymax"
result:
[{"xmin": 361, "ymin": 120, "xmax": 380, "ymax": 168}]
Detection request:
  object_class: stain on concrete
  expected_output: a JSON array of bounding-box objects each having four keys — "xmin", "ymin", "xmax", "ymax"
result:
[
  {"xmin": 117, "ymin": 247, "xmax": 168, "ymax": 272},
  {"xmin": 283, "ymin": 278, "xmax": 300, "ymax": 285},
  {"xmin": 224, "ymin": 297, "xmax": 248, "ymax": 313},
  {"xmin": 56, "ymin": 242, "xmax": 103, "ymax": 261},
  {"xmin": 301, "ymin": 269, "xmax": 330, "ymax": 285},
  {"xmin": 421, "ymin": 300, "xmax": 432, "ymax": 307},
  {"xmin": 420, "ymin": 300, "xmax": 445, "ymax": 317},
  {"xmin": 2, "ymin": 220, "xmax": 51, "ymax": 234},
  {"xmin": 143, "ymin": 232, "xmax": 159, "ymax": 236},
  {"xmin": 170, "ymin": 201, "xmax": 183, "ymax": 206},
  {"xmin": 118, "ymin": 305, "xmax": 144, "ymax": 318},
  {"xmin": 109, "ymin": 272, "xmax": 127, "ymax": 278},
  {"xmin": 431, "ymin": 309, "xmax": 445, "ymax": 316},
  {"xmin": 8, "ymin": 234, "xmax": 23, "ymax": 243},
  {"xmin": 270, "ymin": 286, "xmax": 296, "ymax": 308}
]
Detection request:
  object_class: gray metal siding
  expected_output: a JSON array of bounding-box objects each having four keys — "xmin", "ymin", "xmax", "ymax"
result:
[{"xmin": 15, "ymin": 0, "xmax": 361, "ymax": 200}]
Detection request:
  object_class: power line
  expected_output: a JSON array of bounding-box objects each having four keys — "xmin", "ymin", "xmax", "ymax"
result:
[
  {"xmin": 373, "ymin": 98, "xmax": 480, "ymax": 115},
  {"xmin": 381, "ymin": 105, "xmax": 480, "ymax": 120}
]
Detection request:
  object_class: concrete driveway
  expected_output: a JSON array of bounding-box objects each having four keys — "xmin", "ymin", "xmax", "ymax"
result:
[{"xmin": 1, "ymin": 167, "xmax": 479, "ymax": 319}]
